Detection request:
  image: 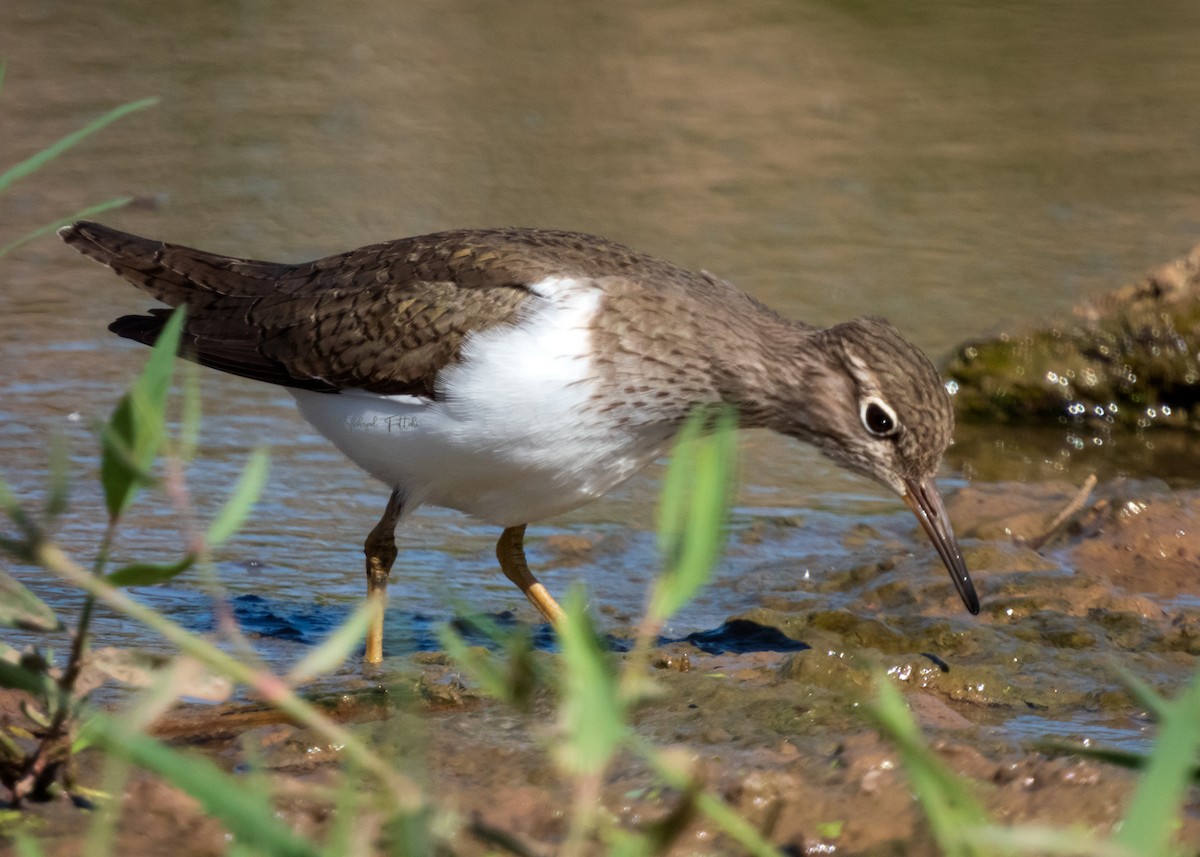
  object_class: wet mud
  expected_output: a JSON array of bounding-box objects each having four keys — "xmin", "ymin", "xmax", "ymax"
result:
[{"xmin": 6, "ymin": 477, "xmax": 1200, "ymax": 855}]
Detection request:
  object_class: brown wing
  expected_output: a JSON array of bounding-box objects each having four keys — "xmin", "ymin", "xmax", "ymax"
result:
[{"xmin": 61, "ymin": 221, "xmax": 547, "ymax": 398}]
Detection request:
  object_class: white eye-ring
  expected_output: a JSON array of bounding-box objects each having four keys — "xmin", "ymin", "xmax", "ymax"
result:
[{"xmin": 860, "ymin": 397, "xmax": 900, "ymax": 438}]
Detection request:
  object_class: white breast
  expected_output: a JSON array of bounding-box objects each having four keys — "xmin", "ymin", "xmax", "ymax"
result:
[{"xmin": 291, "ymin": 277, "xmax": 673, "ymax": 526}]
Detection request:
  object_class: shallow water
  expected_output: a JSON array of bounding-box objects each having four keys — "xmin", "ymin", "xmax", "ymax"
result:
[{"xmin": 2, "ymin": 0, "xmax": 1200, "ymax": 762}]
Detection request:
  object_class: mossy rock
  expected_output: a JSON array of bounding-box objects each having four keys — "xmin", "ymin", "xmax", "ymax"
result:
[{"xmin": 946, "ymin": 244, "xmax": 1200, "ymax": 430}]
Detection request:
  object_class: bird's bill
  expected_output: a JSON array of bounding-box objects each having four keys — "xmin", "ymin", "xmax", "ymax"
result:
[{"xmin": 902, "ymin": 476, "xmax": 980, "ymax": 615}]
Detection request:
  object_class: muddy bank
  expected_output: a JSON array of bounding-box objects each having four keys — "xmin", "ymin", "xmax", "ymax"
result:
[
  {"xmin": 6, "ymin": 477, "xmax": 1200, "ymax": 855},
  {"xmin": 947, "ymin": 243, "xmax": 1200, "ymax": 431}
]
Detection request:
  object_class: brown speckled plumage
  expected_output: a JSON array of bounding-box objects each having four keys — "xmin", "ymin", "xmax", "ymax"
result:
[
  {"xmin": 60, "ymin": 220, "xmax": 978, "ymax": 661},
  {"xmin": 64, "ymin": 221, "xmax": 952, "ymax": 486}
]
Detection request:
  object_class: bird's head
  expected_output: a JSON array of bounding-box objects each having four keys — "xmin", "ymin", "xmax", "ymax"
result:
[{"xmin": 772, "ymin": 317, "xmax": 979, "ymax": 615}]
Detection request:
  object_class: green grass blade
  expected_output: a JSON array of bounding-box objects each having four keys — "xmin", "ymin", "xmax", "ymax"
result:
[
  {"xmin": 556, "ymin": 585, "xmax": 625, "ymax": 775},
  {"xmin": 972, "ymin": 824, "xmax": 1140, "ymax": 856},
  {"xmin": 97, "ymin": 419, "xmax": 158, "ymax": 517},
  {"xmin": 13, "ymin": 832, "xmax": 47, "ymax": 857},
  {"xmin": 89, "ymin": 712, "xmax": 320, "ymax": 857},
  {"xmin": 0, "ymin": 569, "xmax": 62, "ymax": 631},
  {"xmin": 43, "ymin": 434, "xmax": 70, "ymax": 521},
  {"xmin": 1035, "ymin": 736, "xmax": 1200, "ymax": 785},
  {"xmin": 206, "ymin": 447, "xmax": 269, "ymax": 548},
  {"xmin": 37, "ymin": 540, "xmax": 428, "ymax": 812},
  {"xmin": 438, "ymin": 612, "xmax": 541, "ymax": 709},
  {"xmin": 321, "ymin": 766, "xmax": 364, "ymax": 857},
  {"xmin": 652, "ymin": 406, "xmax": 736, "ymax": 621},
  {"xmin": 604, "ymin": 829, "xmax": 657, "ymax": 857},
  {"xmin": 77, "ymin": 656, "xmax": 218, "ymax": 752},
  {"xmin": 105, "ymin": 555, "xmax": 195, "ymax": 587},
  {"xmin": 0, "ymin": 659, "xmax": 50, "ymax": 695},
  {"xmin": 0, "ymin": 475, "xmax": 45, "ymax": 562},
  {"xmin": 384, "ymin": 808, "xmax": 436, "ymax": 857},
  {"xmin": 1114, "ymin": 663, "xmax": 1171, "ymax": 721},
  {"xmin": 0, "ymin": 572, "xmax": 57, "ymax": 631},
  {"xmin": 1114, "ymin": 668, "xmax": 1200, "ymax": 854},
  {"xmin": 1035, "ymin": 740, "xmax": 1155, "ymax": 773},
  {"xmin": 656, "ymin": 410, "xmax": 704, "ymax": 563},
  {"xmin": 81, "ymin": 751, "xmax": 132, "ymax": 857},
  {"xmin": 0, "ymin": 472, "xmax": 14, "ymax": 513},
  {"xmin": 178, "ymin": 361, "xmax": 203, "ymax": 464},
  {"xmin": 865, "ymin": 675, "xmax": 990, "ymax": 857},
  {"xmin": 439, "ymin": 624, "xmax": 513, "ymax": 704},
  {"xmin": 100, "ymin": 306, "xmax": 185, "ymax": 519},
  {"xmin": 0, "ymin": 196, "xmax": 133, "ymax": 258},
  {"xmin": 0, "ymin": 97, "xmax": 158, "ymax": 193},
  {"xmin": 632, "ymin": 734, "xmax": 784, "ymax": 857},
  {"xmin": 287, "ymin": 598, "xmax": 380, "ymax": 685}
]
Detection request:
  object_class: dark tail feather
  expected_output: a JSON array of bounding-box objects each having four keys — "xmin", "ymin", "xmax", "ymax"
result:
[
  {"xmin": 59, "ymin": 221, "xmax": 163, "ymax": 269},
  {"xmin": 59, "ymin": 220, "xmax": 290, "ymax": 304},
  {"xmin": 65, "ymin": 221, "xmax": 333, "ymax": 392},
  {"xmin": 59, "ymin": 221, "xmax": 198, "ymax": 304},
  {"xmin": 108, "ymin": 308, "xmax": 334, "ymax": 391},
  {"xmin": 108, "ymin": 309, "xmax": 173, "ymax": 347}
]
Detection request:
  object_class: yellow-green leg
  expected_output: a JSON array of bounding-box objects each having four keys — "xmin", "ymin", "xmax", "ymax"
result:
[
  {"xmin": 496, "ymin": 525, "xmax": 565, "ymax": 625},
  {"xmin": 363, "ymin": 488, "xmax": 405, "ymax": 663}
]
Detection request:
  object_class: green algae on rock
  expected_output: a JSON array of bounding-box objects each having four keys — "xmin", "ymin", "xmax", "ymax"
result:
[{"xmin": 946, "ymin": 244, "xmax": 1200, "ymax": 430}]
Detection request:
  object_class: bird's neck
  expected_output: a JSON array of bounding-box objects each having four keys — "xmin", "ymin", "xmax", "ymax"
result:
[
  {"xmin": 708, "ymin": 308, "xmax": 845, "ymax": 439},
  {"xmin": 590, "ymin": 279, "xmax": 845, "ymax": 439}
]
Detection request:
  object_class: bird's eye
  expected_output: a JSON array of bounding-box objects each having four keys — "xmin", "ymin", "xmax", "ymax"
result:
[{"xmin": 860, "ymin": 397, "xmax": 899, "ymax": 437}]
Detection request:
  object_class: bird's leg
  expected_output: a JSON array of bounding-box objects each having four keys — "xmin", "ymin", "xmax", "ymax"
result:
[
  {"xmin": 363, "ymin": 488, "xmax": 405, "ymax": 663},
  {"xmin": 496, "ymin": 525, "xmax": 565, "ymax": 626}
]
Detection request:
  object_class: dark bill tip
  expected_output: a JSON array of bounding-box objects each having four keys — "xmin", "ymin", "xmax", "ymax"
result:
[{"xmin": 902, "ymin": 477, "xmax": 980, "ymax": 615}]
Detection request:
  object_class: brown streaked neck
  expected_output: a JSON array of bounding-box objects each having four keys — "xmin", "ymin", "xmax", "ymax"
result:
[{"xmin": 706, "ymin": 304, "xmax": 836, "ymax": 436}]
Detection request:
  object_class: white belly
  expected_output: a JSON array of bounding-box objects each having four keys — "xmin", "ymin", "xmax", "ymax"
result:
[{"xmin": 290, "ymin": 277, "xmax": 673, "ymax": 526}]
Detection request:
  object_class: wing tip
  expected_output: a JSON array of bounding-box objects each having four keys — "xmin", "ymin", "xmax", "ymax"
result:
[
  {"xmin": 58, "ymin": 220, "xmax": 137, "ymax": 267},
  {"xmin": 58, "ymin": 219, "xmax": 103, "ymax": 241},
  {"xmin": 108, "ymin": 312, "xmax": 168, "ymax": 346}
]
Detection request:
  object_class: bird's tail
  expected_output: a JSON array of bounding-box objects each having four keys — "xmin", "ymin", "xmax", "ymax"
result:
[{"xmin": 59, "ymin": 221, "xmax": 199, "ymax": 306}]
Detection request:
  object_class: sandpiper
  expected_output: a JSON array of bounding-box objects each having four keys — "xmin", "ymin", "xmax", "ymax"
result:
[{"xmin": 61, "ymin": 221, "xmax": 979, "ymax": 662}]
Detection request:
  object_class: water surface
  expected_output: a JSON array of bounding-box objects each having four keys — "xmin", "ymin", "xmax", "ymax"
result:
[{"xmin": 2, "ymin": 0, "xmax": 1199, "ymax": 694}]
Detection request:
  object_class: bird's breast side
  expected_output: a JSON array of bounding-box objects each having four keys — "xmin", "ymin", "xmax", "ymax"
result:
[{"xmin": 291, "ymin": 277, "xmax": 674, "ymax": 526}]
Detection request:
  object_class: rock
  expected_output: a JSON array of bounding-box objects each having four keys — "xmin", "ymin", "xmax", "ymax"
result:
[{"xmin": 946, "ymin": 243, "xmax": 1200, "ymax": 430}]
